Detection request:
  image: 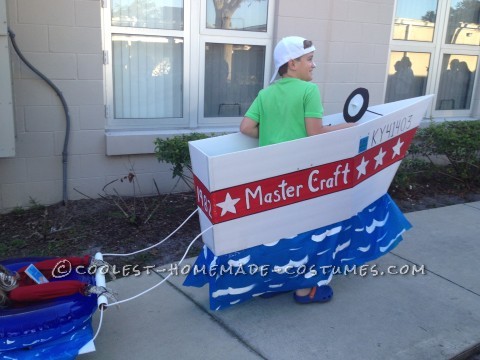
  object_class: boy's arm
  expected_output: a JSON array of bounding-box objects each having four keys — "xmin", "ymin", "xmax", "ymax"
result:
[
  {"xmin": 240, "ymin": 117, "xmax": 259, "ymax": 138},
  {"xmin": 305, "ymin": 117, "xmax": 355, "ymax": 136}
]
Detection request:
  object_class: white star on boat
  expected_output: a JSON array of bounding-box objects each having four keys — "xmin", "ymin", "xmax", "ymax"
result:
[
  {"xmin": 216, "ymin": 193, "xmax": 240, "ymax": 216},
  {"xmin": 374, "ymin": 147, "xmax": 386, "ymax": 169},
  {"xmin": 392, "ymin": 138, "xmax": 404, "ymax": 158},
  {"xmin": 356, "ymin": 156, "xmax": 369, "ymax": 179}
]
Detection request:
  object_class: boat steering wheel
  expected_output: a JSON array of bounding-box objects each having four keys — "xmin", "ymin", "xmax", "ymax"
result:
[{"xmin": 343, "ymin": 87, "xmax": 369, "ymax": 123}]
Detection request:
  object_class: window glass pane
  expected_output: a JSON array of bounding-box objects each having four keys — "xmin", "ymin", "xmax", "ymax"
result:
[
  {"xmin": 385, "ymin": 51, "xmax": 431, "ymax": 103},
  {"xmin": 445, "ymin": 0, "xmax": 480, "ymax": 45},
  {"xmin": 436, "ymin": 54, "xmax": 477, "ymax": 110},
  {"xmin": 112, "ymin": 35, "xmax": 183, "ymax": 119},
  {"xmin": 204, "ymin": 43, "xmax": 265, "ymax": 117},
  {"xmin": 111, "ymin": 0, "xmax": 183, "ymax": 30},
  {"xmin": 393, "ymin": 0, "xmax": 438, "ymax": 42},
  {"xmin": 206, "ymin": 0, "xmax": 268, "ymax": 31}
]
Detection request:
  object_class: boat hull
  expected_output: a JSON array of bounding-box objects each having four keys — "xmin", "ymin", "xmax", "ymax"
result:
[{"xmin": 189, "ymin": 95, "xmax": 434, "ymax": 255}]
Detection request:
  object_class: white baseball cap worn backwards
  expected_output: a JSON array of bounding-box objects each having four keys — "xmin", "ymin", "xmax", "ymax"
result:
[{"xmin": 270, "ymin": 36, "xmax": 316, "ymax": 83}]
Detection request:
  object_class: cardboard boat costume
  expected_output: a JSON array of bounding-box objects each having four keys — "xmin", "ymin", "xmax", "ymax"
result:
[{"xmin": 183, "ymin": 93, "xmax": 434, "ymax": 310}]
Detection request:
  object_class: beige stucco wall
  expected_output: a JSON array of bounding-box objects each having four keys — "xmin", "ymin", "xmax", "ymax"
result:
[
  {"xmin": 276, "ymin": 0, "xmax": 395, "ymax": 115},
  {"xmin": 1, "ymin": 0, "xmax": 182, "ymax": 212}
]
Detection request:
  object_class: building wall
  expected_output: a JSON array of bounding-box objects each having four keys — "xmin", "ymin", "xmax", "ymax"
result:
[
  {"xmin": 1, "ymin": 0, "xmax": 182, "ymax": 213},
  {"xmin": 0, "ymin": 0, "xmax": 397, "ymax": 212},
  {"xmin": 276, "ymin": 0, "xmax": 395, "ymax": 114}
]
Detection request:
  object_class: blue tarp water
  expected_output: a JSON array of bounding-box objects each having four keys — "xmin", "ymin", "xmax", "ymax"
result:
[{"xmin": 184, "ymin": 194, "xmax": 411, "ymax": 310}]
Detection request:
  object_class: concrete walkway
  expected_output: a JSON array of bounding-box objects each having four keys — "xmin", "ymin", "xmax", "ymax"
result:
[{"xmin": 80, "ymin": 202, "xmax": 480, "ymax": 360}]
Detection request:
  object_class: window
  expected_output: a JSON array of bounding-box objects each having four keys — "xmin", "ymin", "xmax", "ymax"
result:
[
  {"xmin": 386, "ymin": 51, "xmax": 430, "ymax": 103},
  {"xmin": 445, "ymin": 0, "xmax": 480, "ymax": 45},
  {"xmin": 112, "ymin": 35, "xmax": 184, "ymax": 120},
  {"xmin": 102, "ymin": 0, "xmax": 273, "ymax": 132},
  {"xmin": 392, "ymin": 0, "xmax": 438, "ymax": 42},
  {"xmin": 436, "ymin": 53, "xmax": 477, "ymax": 110},
  {"xmin": 386, "ymin": 0, "xmax": 480, "ymax": 117},
  {"xmin": 204, "ymin": 43, "xmax": 265, "ymax": 118},
  {"xmin": 205, "ymin": 0, "xmax": 268, "ymax": 31}
]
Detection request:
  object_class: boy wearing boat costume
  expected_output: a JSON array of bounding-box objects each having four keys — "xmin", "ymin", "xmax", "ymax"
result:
[
  {"xmin": 183, "ymin": 37, "xmax": 413, "ymax": 310},
  {"xmin": 240, "ymin": 36, "xmax": 355, "ymax": 302}
]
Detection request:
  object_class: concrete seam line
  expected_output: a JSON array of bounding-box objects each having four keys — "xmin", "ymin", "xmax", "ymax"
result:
[{"xmin": 391, "ymin": 252, "xmax": 480, "ymax": 297}]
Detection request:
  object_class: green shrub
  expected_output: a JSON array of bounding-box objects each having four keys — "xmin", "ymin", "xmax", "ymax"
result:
[
  {"xmin": 154, "ymin": 133, "xmax": 210, "ymax": 190},
  {"xmin": 390, "ymin": 158, "xmax": 435, "ymax": 193},
  {"xmin": 409, "ymin": 120, "xmax": 480, "ymax": 189}
]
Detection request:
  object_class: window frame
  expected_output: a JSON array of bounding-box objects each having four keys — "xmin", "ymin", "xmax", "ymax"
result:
[
  {"xmin": 198, "ymin": 36, "xmax": 272, "ymax": 127},
  {"xmin": 200, "ymin": 0, "xmax": 274, "ymax": 38},
  {"xmin": 102, "ymin": 0, "xmax": 274, "ymax": 132},
  {"xmin": 432, "ymin": 49, "xmax": 479, "ymax": 117},
  {"xmin": 386, "ymin": 0, "xmax": 480, "ymax": 118},
  {"xmin": 102, "ymin": 0, "xmax": 192, "ymax": 130},
  {"xmin": 0, "ymin": 0, "xmax": 15, "ymax": 158}
]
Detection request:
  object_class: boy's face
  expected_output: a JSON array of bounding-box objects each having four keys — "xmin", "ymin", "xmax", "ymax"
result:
[{"xmin": 292, "ymin": 51, "xmax": 316, "ymax": 81}]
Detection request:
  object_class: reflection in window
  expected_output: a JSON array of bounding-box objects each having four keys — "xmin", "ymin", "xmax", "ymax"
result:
[
  {"xmin": 436, "ymin": 54, "xmax": 477, "ymax": 110},
  {"xmin": 206, "ymin": 0, "xmax": 268, "ymax": 31},
  {"xmin": 204, "ymin": 43, "xmax": 265, "ymax": 117},
  {"xmin": 445, "ymin": 0, "xmax": 480, "ymax": 45},
  {"xmin": 385, "ymin": 51, "xmax": 430, "ymax": 103},
  {"xmin": 112, "ymin": 35, "xmax": 183, "ymax": 119},
  {"xmin": 111, "ymin": 0, "xmax": 184, "ymax": 30},
  {"xmin": 393, "ymin": 0, "xmax": 438, "ymax": 42}
]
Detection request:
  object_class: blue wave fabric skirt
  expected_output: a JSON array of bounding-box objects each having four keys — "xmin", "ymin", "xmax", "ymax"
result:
[{"xmin": 183, "ymin": 194, "xmax": 411, "ymax": 311}]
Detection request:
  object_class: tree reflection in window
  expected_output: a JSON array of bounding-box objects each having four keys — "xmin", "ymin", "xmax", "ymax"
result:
[
  {"xmin": 445, "ymin": 0, "xmax": 480, "ymax": 45},
  {"xmin": 207, "ymin": 0, "xmax": 268, "ymax": 31}
]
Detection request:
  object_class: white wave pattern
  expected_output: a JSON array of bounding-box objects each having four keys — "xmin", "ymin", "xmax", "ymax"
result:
[
  {"xmin": 380, "ymin": 230, "xmax": 405, "ymax": 252},
  {"xmin": 228, "ymin": 255, "xmax": 251, "ymax": 267},
  {"xmin": 268, "ymin": 283, "xmax": 285, "ymax": 288},
  {"xmin": 210, "ymin": 256, "xmax": 218, "ymax": 271},
  {"xmin": 316, "ymin": 249, "xmax": 330, "ymax": 256},
  {"xmin": 212, "ymin": 284, "xmax": 255, "ymax": 298},
  {"xmin": 61, "ymin": 326, "xmax": 76, "ymax": 335},
  {"xmin": 273, "ymin": 255, "xmax": 309, "ymax": 274},
  {"xmin": 311, "ymin": 226, "xmax": 342, "ymax": 242},
  {"xmin": 366, "ymin": 212, "xmax": 390, "ymax": 234},
  {"xmin": 23, "ymin": 339, "xmax": 41, "ymax": 347},
  {"xmin": 357, "ymin": 245, "xmax": 371, "ymax": 252},
  {"xmin": 333, "ymin": 240, "xmax": 351, "ymax": 259},
  {"xmin": 376, "ymin": 232, "xmax": 388, "ymax": 243},
  {"xmin": 263, "ymin": 240, "xmax": 280, "ymax": 247},
  {"xmin": 317, "ymin": 271, "xmax": 333, "ymax": 286}
]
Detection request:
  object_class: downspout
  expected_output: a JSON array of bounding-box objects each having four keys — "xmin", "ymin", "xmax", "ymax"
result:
[{"xmin": 7, "ymin": 28, "xmax": 70, "ymax": 205}]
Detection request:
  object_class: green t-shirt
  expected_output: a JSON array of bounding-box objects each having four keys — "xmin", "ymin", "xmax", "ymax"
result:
[{"xmin": 245, "ymin": 77, "xmax": 324, "ymax": 146}]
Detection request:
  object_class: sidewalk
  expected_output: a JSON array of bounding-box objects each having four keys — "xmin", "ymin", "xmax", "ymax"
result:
[{"xmin": 80, "ymin": 201, "xmax": 480, "ymax": 360}]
